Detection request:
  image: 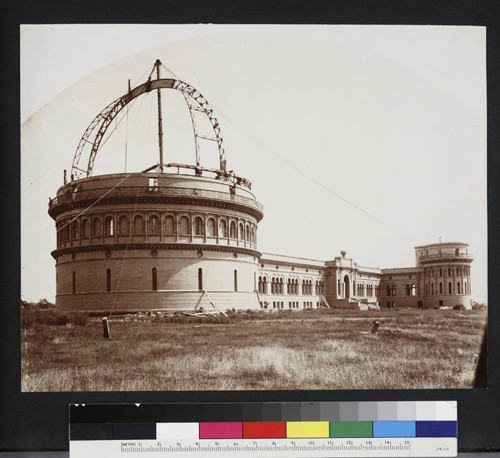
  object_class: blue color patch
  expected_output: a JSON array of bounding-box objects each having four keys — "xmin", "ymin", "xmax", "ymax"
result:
[
  {"xmin": 373, "ymin": 421, "xmax": 416, "ymax": 437},
  {"xmin": 417, "ymin": 421, "xmax": 457, "ymax": 437}
]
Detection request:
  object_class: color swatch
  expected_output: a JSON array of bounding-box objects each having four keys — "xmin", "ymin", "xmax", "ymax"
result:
[{"xmin": 330, "ymin": 421, "xmax": 372, "ymax": 438}]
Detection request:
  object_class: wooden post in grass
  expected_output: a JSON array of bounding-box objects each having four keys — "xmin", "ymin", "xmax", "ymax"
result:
[
  {"xmin": 371, "ymin": 320, "xmax": 380, "ymax": 334},
  {"xmin": 102, "ymin": 317, "xmax": 110, "ymax": 339}
]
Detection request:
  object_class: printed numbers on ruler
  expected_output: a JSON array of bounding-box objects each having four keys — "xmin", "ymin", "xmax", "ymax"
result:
[
  {"xmin": 71, "ymin": 438, "xmax": 457, "ymax": 458},
  {"xmin": 121, "ymin": 439, "xmax": 411, "ymax": 453}
]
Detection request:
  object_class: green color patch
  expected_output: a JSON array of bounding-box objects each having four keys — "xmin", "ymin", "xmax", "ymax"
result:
[{"xmin": 330, "ymin": 421, "xmax": 372, "ymax": 438}]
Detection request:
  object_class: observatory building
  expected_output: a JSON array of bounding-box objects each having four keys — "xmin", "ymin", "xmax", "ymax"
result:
[{"xmin": 48, "ymin": 61, "xmax": 473, "ymax": 312}]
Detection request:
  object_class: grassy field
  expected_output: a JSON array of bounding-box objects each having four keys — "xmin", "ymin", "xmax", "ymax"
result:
[{"xmin": 21, "ymin": 308, "xmax": 487, "ymax": 391}]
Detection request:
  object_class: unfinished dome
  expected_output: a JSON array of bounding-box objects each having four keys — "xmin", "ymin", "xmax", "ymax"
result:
[{"xmin": 48, "ymin": 60, "xmax": 264, "ymax": 313}]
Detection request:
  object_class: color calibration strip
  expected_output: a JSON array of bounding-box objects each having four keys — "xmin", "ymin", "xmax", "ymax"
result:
[
  {"xmin": 104, "ymin": 420, "xmax": 457, "ymax": 440},
  {"xmin": 69, "ymin": 401, "xmax": 457, "ymax": 457}
]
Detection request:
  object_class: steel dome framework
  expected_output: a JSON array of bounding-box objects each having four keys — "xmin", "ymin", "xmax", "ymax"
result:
[{"xmin": 71, "ymin": 60, "xmax": 227, "ymax": 180}]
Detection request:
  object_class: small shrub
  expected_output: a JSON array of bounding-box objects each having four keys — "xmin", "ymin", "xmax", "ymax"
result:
[
  {"xmin": 37, "ymin": 311, "xmax": 58, "ymax": 326},
  {"xmin": 21, "ymin": 300, "xmax": 35, "ymax": 310},
  {"xmin": 70, "ymin": 313, "xmax": 89, "ymax": 326},
  {"xmin": 21, "ymin": 313, "xmax": 36, "ymax": 327},
  {"xmin": 472, "ymin": 302, "xmax": 487, "ymax": 311},
  {"xmin": 21, "ymin": 311, "xmax": 86, "ymax": 327},
  {"xmin": 37, "ymin": 298, "xmax": 55, "ymax": 310},
  {"xmin": 56, "ymin": 314, "xmax": 70, "ymax": 326}
]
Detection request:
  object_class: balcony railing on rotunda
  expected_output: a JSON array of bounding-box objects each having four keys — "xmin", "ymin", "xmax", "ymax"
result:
[
  {"xmin": 49, "ymin": 185, "xmax": 264, "ymax": 213},
  {"xmin": 419, "ymin": 252, "xmax": 473, "ymax": 261}
]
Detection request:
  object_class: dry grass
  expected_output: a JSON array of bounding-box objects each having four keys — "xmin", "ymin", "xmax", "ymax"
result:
[{"xmin": 21, "ymin": 308, "xmax": 487, "ymax": 391}]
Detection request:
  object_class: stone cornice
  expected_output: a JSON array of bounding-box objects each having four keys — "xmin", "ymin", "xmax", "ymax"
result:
[
  {"xmin": 51, "ymin": 243, "xmax": 262, "ymax": 259},
  {"xmin": 420, "ymin": 258, "xmax": 473, "ymax": 266},
  {"xmin": 415, "ymin": 242, "xmax": 468, "ymax": 249},
  {"xmin": 48, "ymin": 188, "xmax": 264, "ymax": 221},
  {"xmin": 260, "ymin": 258, "xmax": 326, "ymax": 271}
]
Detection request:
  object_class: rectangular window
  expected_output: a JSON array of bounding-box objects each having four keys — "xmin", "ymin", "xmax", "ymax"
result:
[
  {"xmin": 152, "ymin": 268, "xmax": 158, "ymax": 291},
  {"xmin": 149, "ymin": 177, "xmax": 159, "ymax": 190},
  {"xmin": 198, "ymin": 268, "xmax": 203, "ymax": 291},
  {"xmin": 106, "ymin": 269, "xmax": 111, "ymax": 293},
  {"xmin": 72, "ymin": 271, "xmax": 76, "ymax": 295}
]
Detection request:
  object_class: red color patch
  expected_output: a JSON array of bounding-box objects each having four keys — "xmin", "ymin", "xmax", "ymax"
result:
[{"xmin": 243, "ymin": 422, "xmax": 287, "ymax": 438}]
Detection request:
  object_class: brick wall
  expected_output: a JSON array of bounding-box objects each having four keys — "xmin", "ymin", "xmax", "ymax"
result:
[
  {"xmin": 56, "ymin": 248, "xmax": 259, "ymax": 311},
  {"xmin": 57, "ymin": 290, "xmax": 261, "ymax": 312}
]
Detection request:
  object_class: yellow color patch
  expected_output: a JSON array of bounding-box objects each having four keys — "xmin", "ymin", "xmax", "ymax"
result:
[{"xmin": 286, "ymin": 421, "xmax": 330, "ymax": 438}]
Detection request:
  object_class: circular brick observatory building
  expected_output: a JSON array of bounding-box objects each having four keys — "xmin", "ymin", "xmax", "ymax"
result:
[
  {"xmin": 49, "ymin": 61, "xmax": 263, "ymax": 313},
  {"xmin": 49, "ymin": 60, "xmax": 474, "ymax": 313}
]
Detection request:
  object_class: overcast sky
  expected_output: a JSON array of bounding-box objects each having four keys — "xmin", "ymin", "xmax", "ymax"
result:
[{"xmin": 20, "ymin": 24, "xmax": 487, "ymax": 303}]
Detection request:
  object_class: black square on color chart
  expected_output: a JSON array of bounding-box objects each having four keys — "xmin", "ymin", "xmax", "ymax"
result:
[
  {"xmin": 203, "ymin": 404, "xmax": 225, "ymax": 422},
  {"xmin": 223, "ymin": 404, "xmax": 243, "ymax": 422},
  {"xmin": 70, "ymin": 423, "xmax": 113, "ymax": 441},
  {"xmin": 243, "ymin": 403, "xmax": 263, "ymax": 421}
]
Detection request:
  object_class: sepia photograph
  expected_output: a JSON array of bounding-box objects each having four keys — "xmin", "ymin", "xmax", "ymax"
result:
[{"xmin": 20, "ymin": 24, "xmax": 487, "ymax": 392}]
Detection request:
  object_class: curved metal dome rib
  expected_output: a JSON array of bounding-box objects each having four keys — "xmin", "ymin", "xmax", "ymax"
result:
[{"xmin": 71, "ymin": 78, "xmax": 227, "ymax": 179}]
